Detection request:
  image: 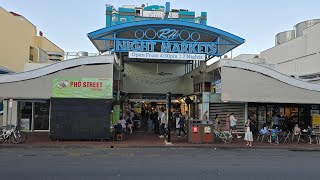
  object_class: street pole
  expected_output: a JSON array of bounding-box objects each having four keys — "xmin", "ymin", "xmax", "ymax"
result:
[{"xmin": 166, "ymin": 92, "xmax": 171, "ymax": 143}]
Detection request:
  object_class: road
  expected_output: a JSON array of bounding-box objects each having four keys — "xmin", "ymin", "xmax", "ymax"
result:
[{"xmin": 0, "ymin": 147, "xmax": 319, "ymax": 180}]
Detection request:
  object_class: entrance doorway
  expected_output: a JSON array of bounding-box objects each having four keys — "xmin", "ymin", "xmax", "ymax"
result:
[
  {"xmin": 124, "ymin": 94, "xmax": 184, "ymax": 133},
  {"xmin": 33, "ymin": 102, "xmax": 50, "ymax": 130}
]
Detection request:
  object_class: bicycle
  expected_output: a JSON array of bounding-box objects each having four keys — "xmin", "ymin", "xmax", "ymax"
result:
[
  {"xmin": 213, "ymin": 129, "xmax": 233, "ymax": 143},
  {"xmin": 0, "ymin": 126, "xmax": 24, "ymax": 144}
]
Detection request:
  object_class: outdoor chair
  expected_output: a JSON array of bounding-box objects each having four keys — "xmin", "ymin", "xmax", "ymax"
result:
[
  {"xmin": 291, "ymin": 131, "xmax": 301, "ymax": 143},
  {"xmin": 116, "ymin": 134, "xmax": 123, "ymax": 141},
  {"xmin": 308, "ymin": 133, "xmax": 319, "ymax": 145},
  {"xmin": 270, "ymin": 132, "xmax": 279, "ymax": 144},
  {"xmin": 281, "ymin": 131, "xmax": 291, "ymax": 143},
  {"xmin": 257, "ymin": 131, "xmax": 268, "ymax": 143}
]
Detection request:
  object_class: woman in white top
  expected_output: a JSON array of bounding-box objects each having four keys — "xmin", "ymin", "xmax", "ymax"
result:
[{"xmin": 244, "ymin": 119, "xmax": 253, "ymax": 146}]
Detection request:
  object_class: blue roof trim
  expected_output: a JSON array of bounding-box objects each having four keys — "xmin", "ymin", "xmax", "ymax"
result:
[{"xmin": 87, "ymin": 20, "xmax": 245, "ymax": 44}]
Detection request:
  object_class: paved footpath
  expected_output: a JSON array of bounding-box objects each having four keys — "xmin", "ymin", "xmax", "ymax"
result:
[{"xmin": 1, "ymin": 132, "xmax": 320, "ymax": 151}]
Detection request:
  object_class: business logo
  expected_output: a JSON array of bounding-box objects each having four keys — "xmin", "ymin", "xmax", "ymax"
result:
[
  {"xmin": 134, "ymin": 28, "xmax": 201, "ymax": 42},
  {"xmin": 57, "ymin": 80, "xmax": 68, "ymax": 89}
]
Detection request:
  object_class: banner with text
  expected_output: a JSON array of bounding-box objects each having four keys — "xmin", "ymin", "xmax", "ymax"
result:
[
  {"xmin": 129, "ymin": 51, "xmax": 205, "ymax": 61},
  {"xmin": 52, "ymin": 78, "xmax": 113, "ymax": 99}
]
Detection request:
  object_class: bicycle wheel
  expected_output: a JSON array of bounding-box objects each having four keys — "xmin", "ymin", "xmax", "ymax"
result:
[
  {"xmin": 221, "ymin": 133, "xmax": 232, "ymax": 143},
  {"xmin": 0, "ymin": 136, "xmax": 5, "ymax": 143},
  {"xmin": 10, "ymin": 132, "xmax": 23, "ymax": 144},
  {"xmin": 19, "ymin": 131, "xmax": 28, "ymax": 143}
]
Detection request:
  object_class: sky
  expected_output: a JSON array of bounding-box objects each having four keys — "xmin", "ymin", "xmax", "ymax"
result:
[{"xmin": 1, "ymin": 0, "xmax": 319, "ymax": 57}]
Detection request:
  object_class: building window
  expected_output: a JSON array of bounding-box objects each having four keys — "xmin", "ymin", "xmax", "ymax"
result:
[
  {"xmin": 136, "ymin": 10, "xmax": 141, "ymax": 16},
  {"xmin": 120, "ymin": 18, "xmax": 126, "ymax": 22},
  {"xmin": 29, "ymin": 47, "xmax": 34, "ymax": 61},
  {"xmin": 17, "ymin": 100, "xmax": 50, "ymax": 131},
  {"xmin": 112, "ymin": 15, "xmax": 118, "ymax": 22}
]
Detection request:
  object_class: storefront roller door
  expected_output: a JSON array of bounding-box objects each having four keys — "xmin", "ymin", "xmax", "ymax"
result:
[
  {"xmin": 209, "ymin": 103, "xmax": 246, "ymax": 132},
  {"xmin": 50, "ymin": 98, "xmax": 112, "ymax": 140}
]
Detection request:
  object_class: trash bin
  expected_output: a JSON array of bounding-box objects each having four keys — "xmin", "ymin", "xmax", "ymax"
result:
[
  {"xmin": 188, "ymin": 120, "xmax": 202, "ymax": 143},
  {"xmin": 202, "ymin": 120, "xmax": 214, "ymax": 143}
]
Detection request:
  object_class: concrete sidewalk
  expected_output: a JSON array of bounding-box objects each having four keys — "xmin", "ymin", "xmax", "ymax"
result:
[{"xmin": 1, "ymin": 131, "xmax": 320, "ymax": 151}]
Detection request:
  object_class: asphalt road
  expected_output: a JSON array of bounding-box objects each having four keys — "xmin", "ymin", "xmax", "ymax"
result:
[{"xmin": 0, "ymin": 147, "xmax": 319, "ymax": 180}]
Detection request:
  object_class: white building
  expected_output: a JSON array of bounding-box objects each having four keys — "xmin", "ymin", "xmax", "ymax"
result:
[{"xmin": 260, "ymin": 19, "xmax": 320, "ymax": 83}]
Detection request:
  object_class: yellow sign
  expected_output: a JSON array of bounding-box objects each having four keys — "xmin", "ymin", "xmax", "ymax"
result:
[{"xmin": 312, "ymin": 115, "xmax": 320, "ymax": 125}]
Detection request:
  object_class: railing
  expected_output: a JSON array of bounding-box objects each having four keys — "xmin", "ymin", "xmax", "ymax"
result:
[{"xmin": 64, "ymin": 52, "xmax": 112, "ymax": 60}]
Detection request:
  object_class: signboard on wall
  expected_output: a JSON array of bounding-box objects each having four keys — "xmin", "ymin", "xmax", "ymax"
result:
[
  {"xmin": 129, "ymin": 51, "xmax": 205, "ymax": 61},
  {"xmin": 214, "ymin": 80, "xmax": 221, "ymax": 93},
  {"xmin": 52, "ymin": 78, "xmax": 113, "ymax": 99},
  {"xmin": 143, "ymin": 11, "xmax": 164, "ymax": 18},
  {"xmin": 112, "ymin": 105, "xmax": 120, "ymax": 126}
]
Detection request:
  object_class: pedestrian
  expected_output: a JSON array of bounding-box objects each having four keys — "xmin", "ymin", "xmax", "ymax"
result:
[
  {"xmin": 203, "ymin": 110, "xmax": 208, "ymax": 120},
  {"xmin": 151, "ymin": 109, "xmax": 159, "ymax": 134},
  {"xmin": 273, "ymin": 113, "xmax": 279, "ymax": 129},
  {"xmin": 126, "ymin": 114, "xmax": 134, "ymax": 134},
  {"xmin": 185, "ymin": 111, "xmax": 189, "ymax": 121},
  {"xmin": 230, "ymin": 113, "xmax": 242, "ymax": 138},
  {"xmin": 159, "ymin": 107, "xmax": 166, "ymax": 138},
  {"xmin": 119, "ymin": 116, "xmax": 126, "ymax": 132},
  {"xmin": 244, "ymin": 119, "xmax": 253, "ymax": 146},
  {"xmin": 214, "ymin": 114, "xmax": 220, "ymax": 131},
  {"xmin": 177, "ymin": 113, "xmax": 187, "ymax": 137}
]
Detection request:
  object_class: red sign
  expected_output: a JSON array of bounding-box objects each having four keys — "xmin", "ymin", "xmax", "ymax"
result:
[{"xmin": 193, "ymin": 126, "xmax": 198, "ymax": 133}]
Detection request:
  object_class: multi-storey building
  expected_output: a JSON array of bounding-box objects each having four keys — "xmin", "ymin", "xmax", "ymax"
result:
[{"xmin": 0, "ymin": 7, "xmax": 64, "ymax": 73}]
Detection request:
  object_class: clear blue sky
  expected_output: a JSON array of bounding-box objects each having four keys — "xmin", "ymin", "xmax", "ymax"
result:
[{"xmin": 1, "ymin": 0, "xmax": 319, "ymax": 57}]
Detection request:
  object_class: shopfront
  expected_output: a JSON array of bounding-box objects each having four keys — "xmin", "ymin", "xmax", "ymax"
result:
[
  {"xmin": 248, "ymin": 103, "xmax": 314, "ymax": 130},
  {"xmin": 0, "ymin": 56, "xmax": 115, "ymax": 140},
  {"xmin": 200, "ymin": 58, "xmax": 320, "ymax": 133}
]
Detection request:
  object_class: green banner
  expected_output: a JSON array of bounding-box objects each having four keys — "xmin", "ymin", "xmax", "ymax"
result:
[
  {"xmin": 112, "ymin": 105, "xmax": 121, "ymax": 126},
  {"xmin": 52, "ymin": 77, "xmax": 112, "ymax": 99}
]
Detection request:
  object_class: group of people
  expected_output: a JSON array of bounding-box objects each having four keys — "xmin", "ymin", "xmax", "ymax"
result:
[
  {"xmin": 116, "ymin": 107, "xmax": 189, "ymax": 139},
  {"xmin": 214, "ymin": 113, "xmax": 253, "ymax": 146}
]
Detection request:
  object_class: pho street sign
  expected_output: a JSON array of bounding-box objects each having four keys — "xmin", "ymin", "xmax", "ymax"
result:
[{"xmin": 129, "ymin": 51, "xmax": 205, "ymax": 61}]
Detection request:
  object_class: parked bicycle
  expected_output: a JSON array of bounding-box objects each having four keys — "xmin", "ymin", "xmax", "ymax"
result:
[
  {"xmin": 213, "ymin": 130, "xmax": 233, "ymax": 143},
  {"xmin": 0, "ymin": 126, "xmax": 26, "ymax": 144}
]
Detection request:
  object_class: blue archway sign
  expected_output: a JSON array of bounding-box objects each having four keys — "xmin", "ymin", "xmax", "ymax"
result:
[{"xmin": 88, "ymin": 20, "xmax": 245, "ymax": 59}]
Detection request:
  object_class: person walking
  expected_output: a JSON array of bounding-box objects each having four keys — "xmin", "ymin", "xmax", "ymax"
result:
[
  {"xmin": 177, "ymin": 113, "xmax": 187, "ymax": 137},
  {"xmin": 230, "ymin": 113, "xmax": 242, "ymax": 138},
  {"xmin": 244, "ymin": 119, "xmax": 253, "ymax": 146},
  {"xmin": 202, "ymin": 110, "xmax": 208, "ymax": 120}
]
